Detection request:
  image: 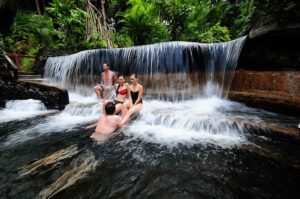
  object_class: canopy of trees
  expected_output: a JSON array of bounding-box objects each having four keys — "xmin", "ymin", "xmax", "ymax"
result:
[{"xmin": 0, "ymin": 0, "xmax": 299, "ymax": 70}]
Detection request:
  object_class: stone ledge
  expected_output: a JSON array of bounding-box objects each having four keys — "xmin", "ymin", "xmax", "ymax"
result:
[
  {"xmin": 0, "ymin": 69, "xmax": 69, "ymax": 110},
  {"xmin": 229, "ymin": 91, "xmax": 300, "ymax": 116},
  {"xmin": 229, "ymin": 70, "xmax": 300, "ymax": 115}
]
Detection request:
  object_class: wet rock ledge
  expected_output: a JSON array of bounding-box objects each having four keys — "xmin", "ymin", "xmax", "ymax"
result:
[
  {"xmin": 0, "ymin": 69, "xmax": 69, "ymax": 110},
  {"xmin": 229, "ymin": 14, "xmax": 300, "ymax": 116}
]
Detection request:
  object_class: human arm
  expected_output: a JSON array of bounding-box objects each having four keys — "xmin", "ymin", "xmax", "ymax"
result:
[
  {"xmin": 85, "ymin": 123, "xmax": 97, "ymax": 129},
  {"xmin": 133, "ymin": 85, "xmax": 143, "ymax": 106},
  {"xmin": 127, "ymin": 84, "xmax": 133, "ymax": 107},
  {"xmin": 116, "ymin": 116, "xmax": 123, "ymax": 129},
  {"xmin": 113, "ymin": 71, "xmax": 118, "ymax": 85}
]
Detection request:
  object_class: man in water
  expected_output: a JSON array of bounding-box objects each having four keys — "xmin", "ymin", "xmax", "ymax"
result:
[
  {"xmin": 86, "ymin": 100, "xmax": 124, "ymax": 141},
  {"xmin": 94, "ymin": 63, "xmax": 117, "ymax": 100}
]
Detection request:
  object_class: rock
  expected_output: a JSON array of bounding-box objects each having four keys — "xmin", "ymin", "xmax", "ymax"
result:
[
  {"xmin": 229, "ymin": 71, "xmax": 300, "ymax": 115},
  {"xmin": 232, "ymin": 6, "xmax": 300, "ymax": 115},
  {"xmin": 0, "ymin": 68, "xmax": 69, "ymax": 110}
]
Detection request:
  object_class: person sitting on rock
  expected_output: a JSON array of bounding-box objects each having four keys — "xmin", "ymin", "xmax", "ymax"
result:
[{"xmin": 94, "ymin": 63, "xmax": 117, "ymax": 101}]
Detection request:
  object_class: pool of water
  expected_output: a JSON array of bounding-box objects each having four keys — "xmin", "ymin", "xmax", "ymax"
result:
[{"xmin": 0, "ymin": 95, "xmax": 299, "ymax": 199}]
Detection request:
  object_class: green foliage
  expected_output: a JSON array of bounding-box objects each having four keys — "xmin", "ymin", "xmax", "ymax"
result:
[
  {"xmin": 119, "ymin": 0, "xmax": 170, "ymax": 45},
  {"xmin": 8, "ymin": 12, "xmax": 57, "ymax": 53},
  {"xmin": 82, "ymin": 33, "xmax": 107, "ymax": 49},
  {"xmin": 150, "ymin": 0, "xmax": 191, "ymax": 40},
  {"xmin": 179, "ymin": 0, "xmax": 231, "ymax": 42},
  {"xmin": 113, "ymin": 32, "xmax": 133, "ymax": 47},
  {"xmin": 46, "ymin": 0, "xmax": 89, "ymax": 48},
  {"xmin": 5, "ymin": 0, "xmax": 297, "ymax": 55},
  {"xmin": 233, "ymin": 0, "xmax": 256, "ymax": 37},
  {"xmin": 20, "ymin": 47, "xmax": 39, "ymax": 72},
  {"xmin": 196, "ymin": 22, "xmax": 231, "ymax": 43}
]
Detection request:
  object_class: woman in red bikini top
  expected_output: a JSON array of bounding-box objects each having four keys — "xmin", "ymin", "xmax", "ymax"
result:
[{"xmin": 113, "ymin": 75, "xmax": 129, "ymax": 114}]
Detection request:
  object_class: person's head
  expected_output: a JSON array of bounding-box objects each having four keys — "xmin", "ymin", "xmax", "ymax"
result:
[
  {"xmin": 105, "ymin": 102, "xmax": 115, "ymax": 115},
  {"xmin": 130, "ymin": 74, "xmax": 138, "ymax": 85},
  {"xmin": 118, "ymin": 75, "xmax": 125, "ymax": 85},
  {"xmin": 103, "ymin": 63, "xmax": 110, "ymax": 71}
]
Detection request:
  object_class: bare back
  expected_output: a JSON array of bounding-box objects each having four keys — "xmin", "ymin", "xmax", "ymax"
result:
[{"xmin": 95, "ymin": 114, "xmax": 122, "ymax": 134}]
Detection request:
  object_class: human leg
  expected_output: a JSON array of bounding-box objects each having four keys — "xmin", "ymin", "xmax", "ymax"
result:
[
  {"xmin": 114, "ymin": 103, "xmax": 123, "ymax": 114},
  {"xmin": 103, "ymin": 86, "xmax": 111, "ymax": 99},
  {"xmin": 121, "ymin": 101, "xmax": 131, "ymax": 118},
  {"xmin": 94, "ymin": 85, "xmax": 102, "ymax": 100},
  {"xmin": 121, "ymin": 104, "xmax": 142, "ymax": 124}
]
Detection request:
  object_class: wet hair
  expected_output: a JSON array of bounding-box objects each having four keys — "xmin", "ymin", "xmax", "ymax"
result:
[
  {"xmin": 105, "ymin": 102, "xmax": 115, "ymax": 115},
  {"xmin": 116, "ymin": 74, "xmax": 124, "ymax": 95},
  {"xmin": 131, "ymin": 74, "xmax": 137, "ymax": 78},
  {"xmin": 103, "ymin": 63, "xmax": 110, "ymax": 67}
]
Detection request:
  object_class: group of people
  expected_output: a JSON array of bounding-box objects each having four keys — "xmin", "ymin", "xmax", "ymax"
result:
[{"xmin": 87, "ymin": 63, "xmax": 144, "ymax": 141}]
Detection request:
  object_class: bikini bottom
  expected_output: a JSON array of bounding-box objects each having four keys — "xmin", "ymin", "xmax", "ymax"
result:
[{"xmin": 113, "ymin": 100, "xmax": 124, "ymax": 105}]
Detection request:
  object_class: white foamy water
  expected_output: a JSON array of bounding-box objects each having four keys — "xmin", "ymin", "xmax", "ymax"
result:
[
  {"xmin": 124, "ymin": 97, "xmax": 249, "ymax": 147},
  {"xmin": 3, "ymin": 95, "xmax": 101, "ymax": 146},
  {"xmin": 0, "ymin": 99, "xmax": 52, "ymax": 123},
  {"xmin": 2, "ymin": 93, "xmax": 256, "ymax": 148},
  {"xmin": 69, "ymin": 92, "xmax": 97, "ymax": 103}
]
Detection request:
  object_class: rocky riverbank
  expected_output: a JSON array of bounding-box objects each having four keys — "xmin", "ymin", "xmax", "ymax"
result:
[
  {"xmin": 229, "ymin": 71, "xmax": 300, "ymax": 115},
  {"xmin": 229, "ymin": 11, "xmax": 300, "ymax": 115},
  {"xmin": 0, "ymin": 69, "xmax": 69, "ymax": 110}
]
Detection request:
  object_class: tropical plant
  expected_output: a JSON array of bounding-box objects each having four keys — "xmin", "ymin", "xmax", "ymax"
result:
[
  {"xmin": 20, "ymin": 47, "xmax": 39, "ymax": 72},
  {"xmin": 119, "ymin": 0, "xmax": 170, "ymax": 45},
  {"xmin": 113, "ymin": 32, "xmax": 133, "ymax": 47},
  {"xmin": 0, "ymin": 0, "xmax": 47, "ymax": 14},
  {"xmin": 46, "ymin": 0, "xmax": 89, "ymax": 48},
  {"xmin": 8, "ymin": 12, "xmax": 57, "ymax": 53},
  {"xmin": 81, "ymin": 33, "xmax": 107, "ymax": 49},
  {"xmin": 180, "ymin": 0, "xmax": 231, "ymax": 42},
  {"xmin": 86, "ymin": 0, "xmax": 114, "ymax": 48},
  {"xmin": 150, "ymin": 0, "xmax": 191, "ymax": 41},
  {"xmin": 197, "ymin": 22, "xmax": 230, "ymax": 43},
  {"xmin": 233, "ymin": 0, "xmax": 256, "ymax": 37}
]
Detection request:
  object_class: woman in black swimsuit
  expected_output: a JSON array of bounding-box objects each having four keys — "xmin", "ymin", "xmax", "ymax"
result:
[{"xmin": 122, "ymin": 74, "xmax": 143, "ymax": 124}]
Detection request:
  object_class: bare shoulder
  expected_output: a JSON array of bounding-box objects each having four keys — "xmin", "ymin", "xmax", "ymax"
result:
[{"xmin": 138, "ymin": 84, "xmax": 143, "ymax": 89}]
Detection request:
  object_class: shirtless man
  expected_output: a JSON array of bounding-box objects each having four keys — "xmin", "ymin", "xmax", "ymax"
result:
[
  {"xmin": 87, "ymin": 100, "xmax": 123, "ymax": 142},
  {"xmin": 94, "ymin": 63, "xmax": 117, "ymax": 100}
]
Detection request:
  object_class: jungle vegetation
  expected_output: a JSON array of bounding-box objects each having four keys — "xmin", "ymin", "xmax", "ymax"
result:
[{"xmin": 0, "ymin": 0, "xmax": 299, "ymax": 70}]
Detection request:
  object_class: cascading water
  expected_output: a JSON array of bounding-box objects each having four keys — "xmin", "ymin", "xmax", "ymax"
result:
[
  {"xmin": 1, "ymin": 37, "xmax": 299, "ymax": 198},
  {"xmin": 44, "ymin": 36, "xmax": 246, "ymax": 99},
  {"xmin": 37, "ymin": 37, "xmax": 249, "ymax": 147}
]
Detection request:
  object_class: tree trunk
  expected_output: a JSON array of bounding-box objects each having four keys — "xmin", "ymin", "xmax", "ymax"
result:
[
  {"xmin": 100, "ymin": 0, "xmax": 107, "ymax": 29},
  {"xmin": 35, "ymin": 0, "xmax": 42, "ymax": 15}
]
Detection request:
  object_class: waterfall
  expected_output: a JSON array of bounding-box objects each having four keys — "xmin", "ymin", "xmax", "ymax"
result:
[{"xmin": 44, "ymin": 37, "xmax": 246, "ymax": 100}]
